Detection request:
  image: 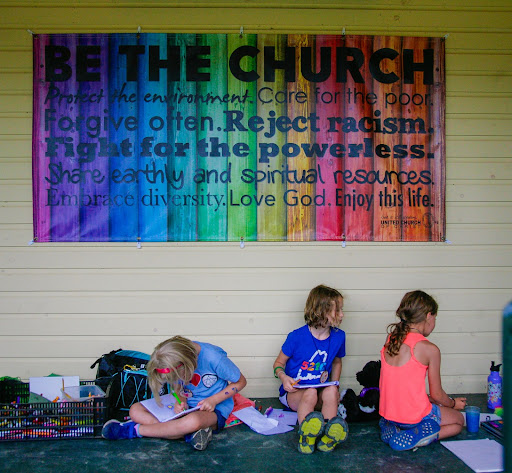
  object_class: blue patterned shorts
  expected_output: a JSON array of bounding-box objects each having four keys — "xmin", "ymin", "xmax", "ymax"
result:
[{"xmin": 394, "ymin": 403, "xmax": 441, "ymax": 429}]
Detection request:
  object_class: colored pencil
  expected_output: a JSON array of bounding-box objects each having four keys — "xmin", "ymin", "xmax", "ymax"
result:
[{"xmin": 171, "ymin": 390, "xmax": 182, "ymax": 405}]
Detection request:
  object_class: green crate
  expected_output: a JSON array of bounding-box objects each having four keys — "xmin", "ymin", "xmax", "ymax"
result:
[{"xmin": 0, "ymin": 378, "xmax": 30, "ymax": 404}]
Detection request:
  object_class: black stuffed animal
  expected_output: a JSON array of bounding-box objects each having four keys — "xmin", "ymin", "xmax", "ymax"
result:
[{"xmin": 338, "ymin": 360, "xmax": 381, "ymax": 422}]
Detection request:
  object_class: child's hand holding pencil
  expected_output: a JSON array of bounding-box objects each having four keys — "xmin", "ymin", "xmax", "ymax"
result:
[
  {"xmin": 172, "ymin": 391, "xmax": 187, "ymax": 413},
  {"xmin": 282, "ymin": 376, "xmax": 300, "ymax": 392}
]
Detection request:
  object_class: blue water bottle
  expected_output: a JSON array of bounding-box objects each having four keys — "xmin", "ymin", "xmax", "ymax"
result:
[
  {"xmin": 487, "ymin": 361, "xmax": 502, "ymax": 410},
  {"xmin": 503, "ymin": 301, "xmax": 512, "ymax": 473}
]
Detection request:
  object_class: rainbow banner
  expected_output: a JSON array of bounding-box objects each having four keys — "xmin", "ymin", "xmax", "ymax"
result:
[{"xmin": 33, "ymin": 33, "xmax": 445, "ymax": 242}]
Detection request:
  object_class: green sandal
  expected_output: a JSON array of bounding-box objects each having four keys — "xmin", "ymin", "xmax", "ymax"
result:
[
  {"xmin": 298, "ymin": 411, "xmax": 325, "ymax": 454},
  {"xmin": 317, "ymin": 416, "xmax": 349, "ymax": 453}
]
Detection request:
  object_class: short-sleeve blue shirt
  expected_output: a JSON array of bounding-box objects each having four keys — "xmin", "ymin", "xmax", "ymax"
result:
[
  {"xmin": 182, "ymin": 342, "xmax": 241, "ymax": 420},
  {"xmin": 279, "ymin": 324, "xmax": 346, "ymax": 397}
]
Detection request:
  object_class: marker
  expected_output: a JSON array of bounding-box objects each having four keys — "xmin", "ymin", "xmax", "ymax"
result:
[
  {"xmin": 264, "ymin": 407, "xmax": 273, "ymax": 417},
  {"xmin": 171, "ymin": 390, "xmax": 182, "ymax": 405}
]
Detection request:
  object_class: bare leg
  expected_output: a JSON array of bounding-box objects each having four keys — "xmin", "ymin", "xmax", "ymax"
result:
[
  {"xmin": 139, "ymin": 411, "xmax": 217, "ymax": 440},
  {"xmin": 438, "ymin": 406, "xmax": 464, "ymax": 439},
  {"xmin": 129, "ymin": 402, "xmax": 218, "ymax": 440},
  {"xmin": 129, "ymin": 403, "xmax": 160, "ymax": 425},
  {"xmin": 287, "ymin": 388, "xmax": 319, "ymax": 424},
  {"xmin": 320, "ymin": 385, "xmax": 339, "ymax": 420}
]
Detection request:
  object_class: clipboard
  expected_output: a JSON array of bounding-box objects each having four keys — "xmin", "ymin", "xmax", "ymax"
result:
[{"xmin": 294, "ymin": 381, "xmax": 339, "ymax": 389}]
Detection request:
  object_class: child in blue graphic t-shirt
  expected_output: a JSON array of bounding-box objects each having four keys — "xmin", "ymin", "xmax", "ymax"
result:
[
  {"xmin": 273, "ymin": 284, "xmax": 348, "ymax": 454},
  {"xmin": 102, "ymin": 336, "xmax": 246, "ymax": 451}
]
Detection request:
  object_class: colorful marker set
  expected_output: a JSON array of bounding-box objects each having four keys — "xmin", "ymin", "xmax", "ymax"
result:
[{"xmin": 0, "ymin": 400, "xmax": 108, "ymax": 441}]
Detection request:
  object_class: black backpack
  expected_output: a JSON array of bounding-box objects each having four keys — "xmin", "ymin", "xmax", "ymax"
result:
[
  {"xmin": 91, "ymin": 349, "xmax": 166, "ymax": 420},
  {"xmin": 91, "ymin": 348, "xmax": 150, "ymax": 391}
]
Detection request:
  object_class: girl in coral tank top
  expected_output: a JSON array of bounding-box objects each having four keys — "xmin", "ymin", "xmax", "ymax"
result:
[{"xmin": 379, "ymin": 290, "xmax": 467, "ymax": 451}]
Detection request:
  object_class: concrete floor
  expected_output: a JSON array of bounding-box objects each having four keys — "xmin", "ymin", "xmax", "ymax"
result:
[{"xmin": 0, "ymin": 394, "xmax": 503, "ymax": 473}]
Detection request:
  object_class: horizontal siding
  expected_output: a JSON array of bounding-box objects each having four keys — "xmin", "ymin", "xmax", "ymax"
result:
[
  {"xmin": 1, "ymin": 269, "xmax": 511, "ymax": 292},
  {"xmin": 0, "ymin": 289, "xmax": 509, "ymax": 313},
  {"xmin": 0, "ymin": 0, "xmax": 511, "ymax": 398},
  {"xmin": 1, "ymin": 246, "xmax": 512, "ymax": 268}
]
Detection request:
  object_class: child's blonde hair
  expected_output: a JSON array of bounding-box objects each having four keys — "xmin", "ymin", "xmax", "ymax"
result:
[
  {"xmin": 304, "ymin": 284, "xmax": 343, "ymax": 329},
  {"xmin": 385, "ymin": 290, "xmax": 438, "ymax": 356},
  {"xmin": 147, "ymin": 336, "xmax": 198, "ymax": 404}
]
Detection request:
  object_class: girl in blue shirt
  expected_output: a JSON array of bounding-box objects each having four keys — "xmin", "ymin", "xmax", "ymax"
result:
[
  {"xmin": 102, "ymin": 336, "xmax": 246, "ymax": 451},
  {"xmin": 273, "ymin": 284, "xmax": 348, "ymax": 454}
]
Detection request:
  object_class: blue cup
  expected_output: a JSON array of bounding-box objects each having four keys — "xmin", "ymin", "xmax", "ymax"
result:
[{"xmin": 465, "ymin": 406, "xmax": 480, "ymax": 433}]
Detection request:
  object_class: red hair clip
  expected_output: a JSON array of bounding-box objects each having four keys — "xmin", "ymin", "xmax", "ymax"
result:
[{"xmin": 155, "ymin": 362, "xmax": 184, "ymax": 374}]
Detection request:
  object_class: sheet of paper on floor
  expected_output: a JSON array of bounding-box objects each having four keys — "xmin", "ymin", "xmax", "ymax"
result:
[
  {"xmin": 441, "ymin": 439, "xmax": 504, "ymax": 473},
  {"xmin": 234, "ymin": 406, "xmax": 294, "ymax": 435},
  {"xmin": 267, "ymin": 409, "xmax": 298, "ymax": 425}
]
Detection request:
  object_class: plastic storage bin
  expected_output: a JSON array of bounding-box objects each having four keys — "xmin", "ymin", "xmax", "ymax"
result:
[
  {"xmin": 0, "ymin": 380, "xmax": 108, "ymax": 441},
  {"xmin": 61, "ymin": 384, "xmax": 106, "ymax": 402}
]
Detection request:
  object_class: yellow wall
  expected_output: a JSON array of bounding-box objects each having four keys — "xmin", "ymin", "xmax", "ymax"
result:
[{"xmin": 1, "ymin": 0, "xmax": 511, "ymax": 396}]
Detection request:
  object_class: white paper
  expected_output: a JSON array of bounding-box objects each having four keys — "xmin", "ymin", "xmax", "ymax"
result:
[
  {"xmin": 294, "ymin": 380, "xmax": 339, "ymax": 389},
  {"xmin": 29, "ymin": 376, "xmax": 80, "ymax": 401},
  {"xmin": 461, "ymin": 412, "xmax": 501, "ymax": 426},
  {"xmin": 267, "ymin": 408, "xmax": 298, "ymax": 426},
  {"xmin": 141, "ymin": 394, "xmax": 200, "ymax": 422},
  {"xmin": 234, "ymin": 406, "xmax": 294, "ymax": 435},
  {"xmin": 441, "ymin": 439, "xmax": 504, "ymax": 473}
]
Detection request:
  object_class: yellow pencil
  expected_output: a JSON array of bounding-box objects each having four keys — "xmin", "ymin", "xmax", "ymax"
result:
[{"xmin": 291, "ymin": 379, "xmax": 300, "ymax": 387}]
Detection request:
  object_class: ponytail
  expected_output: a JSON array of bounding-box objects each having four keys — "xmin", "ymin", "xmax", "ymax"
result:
[
  {"xmin": 385, "ymin": 319, "xmax": 410, "ymax": 356},
  {"xmin": 385, "ymin": 290, "xmax": 438, "ymax": 357}
]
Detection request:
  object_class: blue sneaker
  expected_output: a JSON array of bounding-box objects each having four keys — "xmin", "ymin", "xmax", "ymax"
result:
[
  {"xmin": 102, "ymin": 420, "xmax": 139, "ymax": 440},
  {"xmin": 389, "ymin": 418, "xmax": 440, "ymax": 451},
  {"xmin": 379, "ymin": 418, "xmax": 400, "ymax": 445}
]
